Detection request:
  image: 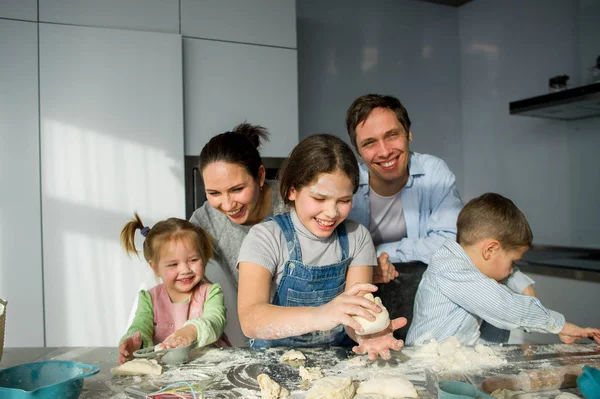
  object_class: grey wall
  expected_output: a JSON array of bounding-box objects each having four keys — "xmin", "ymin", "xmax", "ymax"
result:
[
  {"xmin": 459, "ymin": 0, "xmax": 600, "ymax": 248},
  {"xmin": 297, "ymin": 0, "xmax": 465, "ymax": 191}
]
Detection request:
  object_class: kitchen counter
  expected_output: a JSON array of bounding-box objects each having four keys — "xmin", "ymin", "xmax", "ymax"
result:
[
  {"xmin": 2, "ymin": 343, "xmax": 599, "ymax": 398},
  {"xmin": 517, "ymin": 245, "xmax": 600, "ymax": 282}
]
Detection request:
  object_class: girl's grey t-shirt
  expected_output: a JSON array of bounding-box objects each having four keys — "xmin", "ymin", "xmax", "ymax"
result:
[
  {"xmin": 237, "ymin": 208, "xmax": 377, "ymax": 297},
  {"xmin": 189, "ymin": 180, "xmax": 286, "ymax": 287}
]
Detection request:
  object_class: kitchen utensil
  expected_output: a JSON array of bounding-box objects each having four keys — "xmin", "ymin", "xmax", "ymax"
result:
[
  {"xmin": 578, "ymin": 365, "xmax": 600, "ymax": 399},
  {"xmin": 438, "ymin": 381, "xmax": 496, "ymax": 399},
  {"xmin": 0, "ymin": 360, "xmax": 99, "ymax": 399},
  {"xmin": 133, "ymin": 341, "xmax": 196, "ymax": 365},
  {"xmin": 482, "ymin": 363, "xmax": 600, "ymax": 393}
]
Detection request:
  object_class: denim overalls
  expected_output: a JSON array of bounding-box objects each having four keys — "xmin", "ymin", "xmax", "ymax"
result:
[{"xmin": 250, "ymin": 212, "xmax": 354, "ymax": 348}]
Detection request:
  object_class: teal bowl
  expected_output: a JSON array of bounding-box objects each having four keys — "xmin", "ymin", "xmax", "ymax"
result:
[
  {"xmin": 0, "ymin": 360, "xmax": 99, "ymax": 398},
  {"xmin": 578, "ymin": 365, "xmax": 600, "ymax": 399}
]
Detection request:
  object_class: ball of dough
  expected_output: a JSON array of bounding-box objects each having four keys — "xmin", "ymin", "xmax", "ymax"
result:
[
  {"xmin": 352, "ymin": 293, "xmax": 390, "ymax": 335},
  {"xmin": 356, "ymin": 376, "xmax": 418, "ymax": 398},
  {"xmin": 306, "ymin": 376, "xmax": 355, "ymax": 399}
]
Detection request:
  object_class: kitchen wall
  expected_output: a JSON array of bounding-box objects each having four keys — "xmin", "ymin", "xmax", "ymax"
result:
[
  {"xmin": 296, "ymin": 0, "xmax": 465, "ymax": 190},
  {"xmin": 459, "ymin": 0, "xmax": 600, "ymax": 248}
]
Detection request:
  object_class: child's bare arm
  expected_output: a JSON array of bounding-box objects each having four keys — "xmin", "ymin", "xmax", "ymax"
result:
[{"xmin": 238, "ymin": 262, "xmax": 379, "ymax": 339}]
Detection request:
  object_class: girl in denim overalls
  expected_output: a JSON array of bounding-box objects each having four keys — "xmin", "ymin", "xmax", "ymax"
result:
[
  {"xmin": 238, "ymin": 134, "xmax": 390, "ymax": 350},
  {"xmin": 118, "ymin": 214, "xmax": 229, "ymax": 364}
]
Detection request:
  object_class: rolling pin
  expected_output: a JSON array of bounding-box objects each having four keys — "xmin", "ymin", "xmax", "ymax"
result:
[{"xmin": 482, "ymin": 363, "xmax": 600, "ymax": 393}]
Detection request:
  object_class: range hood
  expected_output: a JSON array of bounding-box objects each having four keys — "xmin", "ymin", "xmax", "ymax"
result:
[{"xmin": 509, "ymin": 82, "xmax": 600, "ymax": 120}]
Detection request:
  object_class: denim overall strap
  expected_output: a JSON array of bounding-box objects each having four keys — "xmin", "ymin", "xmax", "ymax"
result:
[
  {"xmin": 267, "ymin": 213, "xmax": 302, "ymax": 261},
  {"xmin": 250, "ymin": 213, "xmax": 353, "ymax": 348}
]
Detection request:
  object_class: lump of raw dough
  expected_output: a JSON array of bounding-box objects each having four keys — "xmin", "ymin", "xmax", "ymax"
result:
[
  {"xmin": 352, "ymin": 293, "xmax": 390, "ymax": 335},
  {"xmin": 299, "ymin": 366, "xmax": 324, "ymax": 381},
  {"xmin": 347, "ymin": 356, "xmax": 368, "ymax": 367},
  {"xmin": 111, "ymin": 359, "xmax": 162, "ymax": 376},
  {"xmin": 306, "ymin": 376, "xmax": 355, "ymax": 399},
  {"xmin": 257, "ymin": 374, "xmax": 290, "ymax": 399},
  {"xmin": 279, "ymin": 349, "xmax": 306, "ymax": 362},
  {"xmin": 356, "ymin": 376, "xmax": 418, "ymax": 398}
]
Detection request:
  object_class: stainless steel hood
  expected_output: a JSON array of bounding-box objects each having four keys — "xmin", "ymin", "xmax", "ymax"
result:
[{"xmin": 509, "ymin": 82, "xmax": 600, "ymax": 120}]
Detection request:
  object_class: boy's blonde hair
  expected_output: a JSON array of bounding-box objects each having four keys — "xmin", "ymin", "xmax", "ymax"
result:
[
  {"xmin": 457, "ymin": 193, "xmax": 533, "ymax": 250},
  {"xmin": 120, "ymin": 213, "xmax": 213, "ymax": 269}
]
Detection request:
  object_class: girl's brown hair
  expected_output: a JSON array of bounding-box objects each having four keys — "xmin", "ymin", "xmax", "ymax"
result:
[
  {"xmin": 278, "ymin": 134, "xmax": 359, "ymax": 206},
  {"xmin": 120, "ymin": 213, "xmax": 213, "ymax": 270}
]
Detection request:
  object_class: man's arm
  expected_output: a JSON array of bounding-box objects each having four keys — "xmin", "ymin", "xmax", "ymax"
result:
[
  {"xmin": 502, "ymin": 266, "xmax": 536, "ymax": 295},
  {"xmin": 377, "ymin": 160, "xmax": 463, "ymax": 263}
]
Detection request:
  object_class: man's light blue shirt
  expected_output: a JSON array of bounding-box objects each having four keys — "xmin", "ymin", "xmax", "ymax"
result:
[
  {"xmin": 406, "ymin": 240, "xmax": 564, "ymax": 345},
  {"xmin": 348, "ymin": 152, "xmax": 463, "ymax": 264}
]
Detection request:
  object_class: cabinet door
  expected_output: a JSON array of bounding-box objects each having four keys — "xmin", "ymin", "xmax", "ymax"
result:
[
  {"xmin": 0, "ymin": 0, "xmax": 37, "ymax": 21},
  {"xmin": 0, "ymin": 19, "xmax": 43, "ymax": 347},
  {"xmin": 184, "ymin": 38, "xmax": 299, "ymax": 157},
  {"xmin": 40, "ymin": 24, "xmax": 185, "ymax": 346},
  {"xmin": 39, "ymin": 0, "xmax": 179, "ymax": 33},
  {"xmin": 181, "ymin": 0, "xmax": 296, "ymax": 48}
]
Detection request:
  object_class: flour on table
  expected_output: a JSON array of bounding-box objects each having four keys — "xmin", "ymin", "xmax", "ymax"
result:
[
  {"xmin": 279, "ymin": 349, "xmax": 306, "ymax": 362},
  {"xmin": 346, "ymin": 356, "xmax": 369, "ymax": 367},
  {"xmin": 356, "ymin": 376, "xmax": 418, "ymax": 398},
  {"xmin": 257, "ymin": 374, "xmax": 290, "ymax": 399},
  {"xmin": 305, "ymin": 376, "xmax": 355, "ymax": 399},
  {"xmin": 299, "ymin": 366, "xmax": 324, "ymax": 381},
  {"xmin": 412, "ymin": 336, "xmax": 507, "ymax": 372}
]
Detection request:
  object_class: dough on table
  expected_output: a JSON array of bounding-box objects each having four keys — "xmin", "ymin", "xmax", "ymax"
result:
[
  {"xmin": 352, "ymin": 293, "xmax": 390, "ymax": 335},
  {"xmin": 257, "ymin": 374, "xmax": 290, "ymax": 399},
  {"xmin": 299, "ymin": 366, "xmax": 324, "ymax": 381},
  {"xmin": 356, "ymin": 376, "xmax": 418, "ymax": 398},
  {"xmin": 305, "ymin": 376, "xmax": 355, "ymax": 399},
  {"xmin": 111, "ymin": 359, "xmax": 162, "ymax": 376},
  {"xmin": 279, "ymin": 349, "xmax": 306, "ymax": 362}
]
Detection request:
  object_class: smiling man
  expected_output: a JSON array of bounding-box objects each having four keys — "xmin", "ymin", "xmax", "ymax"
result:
[{"xmin": 346, "ymin": 93, "xmax": 464, "ymax": 269}]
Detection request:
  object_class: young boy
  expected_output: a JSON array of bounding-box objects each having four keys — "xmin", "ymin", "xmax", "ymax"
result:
[{"xmin": 406, "ymin": 193, "xmax": 600, "ymax": 346}]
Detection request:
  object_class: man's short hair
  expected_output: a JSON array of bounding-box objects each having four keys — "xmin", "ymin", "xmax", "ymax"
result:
[
  {"xmin": 345, "ymin": 94, "xmax": 411, "ymax": 150},
  {"xmin": 457, "ymin": 193, "xmax": 533, "ymax": 249}
]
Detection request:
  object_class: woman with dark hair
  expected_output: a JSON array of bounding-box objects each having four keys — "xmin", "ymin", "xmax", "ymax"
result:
[{"xmin": 189, "ymin": 123, "xmax": 287, "ymax": 287}]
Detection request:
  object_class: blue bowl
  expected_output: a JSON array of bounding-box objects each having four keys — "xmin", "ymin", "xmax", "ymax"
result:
[
  {"xmin": 0, "ymin": 360, "xmax": 99, "ymax": 399},
  {"xmin": 578, "ymin": 365, "xmax": 600, "ymax": 399}
]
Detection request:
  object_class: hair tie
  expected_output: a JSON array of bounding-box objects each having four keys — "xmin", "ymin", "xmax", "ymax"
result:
[{"xmin": 141, "ymin": 226, "xmax": 150, "ymax": 237}]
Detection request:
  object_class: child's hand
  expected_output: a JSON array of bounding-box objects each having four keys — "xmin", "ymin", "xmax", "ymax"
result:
[
  {"xmin": 314, "ymin": 283, "xmax": 379, "ymax": 332},
  {"xmin": 118, "ymin": 331, "xmax": 142, "ymax": 364},
  {"xmin": 558, "ymin": 322, "xmax": 600, "ymax": 344},
  {"xmin": 352, "ymin": 317, "xmax": 408, "ymax": 360},
  {"xmin": 374, "ymin": 253, "xmax": 399, "ymax": 284},
  {"xmin": 161, "ymin": 324, "xmax": 198, "ymax": 349}
]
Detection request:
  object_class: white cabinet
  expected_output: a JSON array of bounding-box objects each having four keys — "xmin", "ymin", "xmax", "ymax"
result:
[
  {"xmin": 39, "ymin": 24, "xmax": 185, "ymax": 346},
  {"xmin": 0, "ymin": 19, "xmax": 44, "ymax": 347},
  {"xmin": 183, "ymin": 38, "xmax": 299, "ymax": 157},
  {"xmin": 39, "ymin": 0, "xmax": 179, "ymax": 33},
  {"xmin": 181, "ymin": 0, "xmax": 297, "ymax": 48},
  {"xmin": 0, "ymin": 0, "xmax": 37, "ymax": 21}
]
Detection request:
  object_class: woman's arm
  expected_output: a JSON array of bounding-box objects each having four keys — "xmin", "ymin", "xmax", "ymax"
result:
[{"xmin": 238, "ymin": 262, "xmax": 380, "ymax": 340}]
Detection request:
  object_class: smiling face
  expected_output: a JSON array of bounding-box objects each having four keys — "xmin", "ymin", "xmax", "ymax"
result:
[
  {"xmin": 153, "ymin": 236, "xmax": 205, "ymax": 303},
  {"xmin": 202, "ymin": 161, "xmax": 266, "ymax": 225},
  {"xmin": 288, "ymin": 169, "xmax": 354, "ymax": 238},
  {"xmin": 355, "ymin": 107, "xmax": 412, "ymax": 196}
]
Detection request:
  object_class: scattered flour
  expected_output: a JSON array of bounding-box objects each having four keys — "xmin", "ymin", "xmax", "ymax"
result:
[{"xmin": 411, "ymin": 336, "xmax": 507, "ymax": 373}]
